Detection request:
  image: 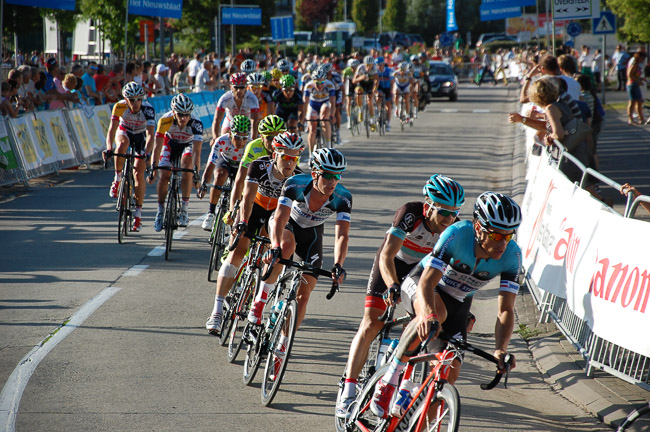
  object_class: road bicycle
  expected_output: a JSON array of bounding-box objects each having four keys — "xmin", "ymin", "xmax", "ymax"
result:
[
  {"xmin": 103, "ymin": 149, "xmax": 146, "ymax": 244},
  {"xmin": 348, "ymin": 99, "xmax": 361, "ymax": 136},
  {"xmin": 222, "ymin": 231, "xmax": 270, "ymax": 358},
  {"xmin": 395, "ymin": 91, "xmax": 413, "ymax": 131},
  {"xmin": 152, "ymin": 159, "xmax": 197, "ymax": 261},
  {"xmin": 375, "ymin": 91, "xmax": 387, "ymax": 136},
  {"xmin": 198, "ymin": 173, "xmax": 237, "ymax": 282},
  {"xmin": 616, "ymin": 401, "xmax": 650, "ymax": 431},
  {"xmin": 308, "ymin": 118, "xmax": 332, "ymax": 150},
  {"xmin": 344, "ymin": 324, "xmax": 512, "ymax": 432},
  {"xmin": 241, "ymin": 256, "xmax": 339, "ymax": 406}
]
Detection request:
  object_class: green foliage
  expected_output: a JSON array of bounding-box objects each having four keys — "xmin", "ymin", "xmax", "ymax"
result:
[
  {"xmin": 608, "ymin": 0, "xmax": 650, "ymax": 42},
  {"xmin": 80, "ymin": 0, "xmax": 135, "ymax": 53},
  {"xmin": 174, "ymin": 0, "xmax": 221, "ymax": 53},
  {"xmin": 352, "ymin": 0, "xmax": 378, "ymax": 34},
  {"xmin": 383, "ymin": 0, "xmax": 406, "ymax": 31}
]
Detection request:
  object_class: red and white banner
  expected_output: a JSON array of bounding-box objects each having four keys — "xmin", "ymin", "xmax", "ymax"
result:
[{"xmin": 518, "ymin": 153, "xmax": 650, "ymax": 357}]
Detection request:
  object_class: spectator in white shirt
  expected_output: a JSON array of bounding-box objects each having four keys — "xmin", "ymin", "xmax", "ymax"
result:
[
  {"xmin": 194, "ymin": 61, "xmax": 215, "ymax": 93},
  {"xmin": 187, "ymin": 52, "xmax": 203, "ymax": 87}
]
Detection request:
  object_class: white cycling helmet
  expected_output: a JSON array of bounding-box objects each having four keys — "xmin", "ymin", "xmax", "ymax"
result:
[
  {"xmin": 348, "ymin": 58, "xmax": 360, "ymax": 69},
  {"xmin": 170, "ymin": 93, "xmax": 194, "ymax": 114},
  {"xmin": 474, "ymin": 192, "xmax": 522, "ymax": 230},
  {"xmin": 272, "ymin": 131, "xmax": 305, "ymax": 151},
  {"xmin": 122, "ymin": 81, "xmax": 145, "ymax": 99},
  {"xmin": 277, "ymin": 58, "xmax": 291, "ymax": 73},
  {"xmin": 246, "ymin": 72, "xmax": 265, "ymax": 86},
  {"xmin": 363, "ymin": 55, "xmax": 374, "ymax": 65},
  {"xmin": 240, "ymin": 59, "xmax": 257, "ymax": 74},
  {"xmin": 310, "ymin": 148, "xmax": 347, "ymax": 173}
]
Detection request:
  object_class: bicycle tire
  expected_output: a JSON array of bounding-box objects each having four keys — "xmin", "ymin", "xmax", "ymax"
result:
[
  {"xmin": 261, "ymin": 299, "xmax": 298, "ymax": 406},
  {"xmin": 616, "ymin": 402, "xmax": 650, "ymax": 431},
  {"xmin": 207, "ymin": 204, "xmax": 227, "ymax": 282},
  {"xmin": 125, "ymin": 175, "xmax": 135, "ymax": 236},
  {"xmin": 116, "ymin": 174, "xmax": 128, "ymax": 244},
  {"xmin": 164, "ymin": 178, "xmax": 177, "ymax": 261},
  {"xmin": 226, "ymin": 267, "xmax": 258, "ymax": 357},
  {"xmin": 243, "ymin": 322, "xmax": 264, "ymax": 385},
  {"xmin": 406, "ymin": 385, "xmax": 460, "ymax": 432},
  {"xmin": 346, "ymin": 363, "xmax": 391, "ymax": 431},
  {"xmin": 364, "ymin": 103, "xmax": 370, "ymax": 139}
]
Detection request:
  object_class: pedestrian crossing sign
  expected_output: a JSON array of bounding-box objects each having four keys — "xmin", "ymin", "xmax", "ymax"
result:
[{"xmin": 593, "ymin": 11, "xmax": 616, "ymax": 34}]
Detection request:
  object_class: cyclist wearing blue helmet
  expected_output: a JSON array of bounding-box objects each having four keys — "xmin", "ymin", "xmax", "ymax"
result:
[
  {"xmin": 336, "ymin": 174, "xmax": 465, "ymax": 419},
  {"xmin": 374, "ymin": 56, "xmax": 394, "ymax": 131},
  {"xmin": 370, "ymin": 191, "xmax": 523, "ymax": 419}
]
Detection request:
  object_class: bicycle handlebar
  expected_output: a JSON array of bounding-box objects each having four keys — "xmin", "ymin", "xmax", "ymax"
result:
[
  {"xmin": 262, "ymin": 256, "xmax": 338, "ymax": 299},
  {"xmin": 378, "ymin": 285, "xmax": 401, "ymax": 322},
  {"xmin": 102, "ymin": 150, "xmax": 146, "ymax": 169}
]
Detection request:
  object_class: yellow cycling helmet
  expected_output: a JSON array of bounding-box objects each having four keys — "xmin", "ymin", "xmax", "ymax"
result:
[{"xmin": 271, "ymin": 68, "xmax": 283, "ymax": 80}]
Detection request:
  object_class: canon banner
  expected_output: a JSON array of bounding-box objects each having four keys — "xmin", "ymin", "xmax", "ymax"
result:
[{"xmin": 519, "ymin": 152, "xmax": 650, "ymax": 357}]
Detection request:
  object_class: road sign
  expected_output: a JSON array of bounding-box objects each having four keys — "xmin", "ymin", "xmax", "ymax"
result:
[
  {"xmin": 439, "ymin": 32, "xmax": 454, "ymax": 47},
  {"xmin": 593, "ymin": 11, "xmax": 616, "ymax": 35},
  {"xmin": 139, "ymin": 20, "xmax": 155, "ymax": 42},
  {"xmin": 271, "ymin": 16, "xmax": 294, "ymax": 42},
  {"xmin": 553, "ymin": 0, "xmax": 599, "ymax": 20},
  {"xmin": 480, "ymin": 4, "xmax": 522, "ymax": 22},
  {"xmin": 221, "ymin": 7, "xmax": 262, "ymax": 25},
  {"xmin": 567, "ymin": 22, "xmax": 582, "ymax": 37}
]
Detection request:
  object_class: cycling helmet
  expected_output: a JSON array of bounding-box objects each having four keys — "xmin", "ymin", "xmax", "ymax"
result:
[
  {"xmin": 363, "ymin": 55, "xmax": 374, "ymax": 65},
  {"xmin": 170, "ymin": 93, "xmax": 194, "ymax": 114},
  {"xmin": 308, "ymin": 62, "xmax": 319, "ymax": 74},
  {"xmin": 398, "ymin": 62, "xmax": 408, "ymax": 72},
  {"xmin": 277, "ymin": 58, "xmax": 291, "ymax": 73},
  {"xmin": 473, "ymin": 192, "xmax": 522, "ymax": 231},
  {"xmin": 280, "ymin": 74, "xmax": 296, "ymax": 88},
  {"xmin": 313, "ymin": 67, "xmax": 327, "ymax": 80},
  {"xmin": 258, "ymin": 114, "xmax": 287, "ymax": 135},
  {"xmin": 246, "ymin": 72, "xmax": 265, "ymax": 86},
  {"xmin": 272, "ymin": 131, "xmax": 305, "ymax": 151},
  {"xmin": 406, "ymin": 62, "xmax": 414, "ymax": 71},
  {"xmin": 270, "ymin": 68, "xmax": 283, "ymax": 80},
  {"xmin": 240, "ymin": 59, "xmax": 256, "ymax": 74},
  {"xmin": 122, "ymin": 81, "xmax": 145, "ymax": 99},
  {"xmin": 230, "ymin": 115, "xmax": 252, "ymax": 135},
  {"xmin": 261, "ymin": 70, "xmax": 272, "ymax": 83},
  {"xmin": 348, "ymin": 58, "xmax": 360, "ymax": 69},
  {"xmin": 310, "ymin": 148, "xmax": 347, "ymax": 173},
  {"xmin": 418, "ymin": 52, "xmax": 427, "ymax": 59},
  {"xmin": 422, "ymin": 174, "xmax": 465, "ymax": 208},
  {"xmin": 410, "ymin": 55, "xmax": 418, "ymax": 62},
  {"xmin": 375, "ymin": 56, "xmax": 385, "ymax": 65},
  {"xmin": 321, "ymin": 62, "xmax": 333, "ymax": 73},
  {"xmin": 230, "ymin": 72, "xmax": 247, "ymax": 86}
]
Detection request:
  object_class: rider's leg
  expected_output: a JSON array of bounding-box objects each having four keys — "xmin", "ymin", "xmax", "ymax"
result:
[
  {"xmin": 322, "ymin": 105, "xmax": 332, "ymax": 143},
  {"xmin": 367, "ymin": 93, "xmax": 375, "ymax": 121},
  {"xmin": 344, "ymin": 303, "xmax": 385, "ymax": 384},
  {"xmin": 208, "ymin": 236, "xmax": 251, "ymax": 323},
  {"xmin": 180, "ymin": 152, "xmax": 194, "ymax": 214}
]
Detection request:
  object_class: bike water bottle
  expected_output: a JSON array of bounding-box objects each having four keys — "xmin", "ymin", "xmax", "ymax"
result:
[
  {"xmin": 391, "ymin": 379, "xmax": 417, "ymax": 417},
  {"xmin": 382, "ymin": 339, "xmax": 400, "ymax": 365},
  {"xmin": 267, "ymin": 304, "xmax": 278, "ymax": 332},
  {"xmin": 376, "ymin": 338, "xmax": 392, "ymax": 368}
]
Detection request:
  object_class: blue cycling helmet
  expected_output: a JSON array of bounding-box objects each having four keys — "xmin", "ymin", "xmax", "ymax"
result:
[
  {"xmin": 474, "ymin": 192, "xmax": 522, "ymax": 230},
  {"xmin": 375, "ymin": 56, "xmax": 385, "ymax": 65},
  {"xmin": 423, "ymin": 174, "xmax": 465, "ymax": 208}
]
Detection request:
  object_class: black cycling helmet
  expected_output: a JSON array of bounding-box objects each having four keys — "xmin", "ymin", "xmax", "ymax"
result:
[{"xmin": 473, "ymin": 192, "xmax": 522, "ymax": 230}]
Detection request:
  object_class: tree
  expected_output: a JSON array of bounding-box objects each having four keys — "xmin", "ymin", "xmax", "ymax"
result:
[
  {"xmin": 608, "ymin": 0, "xmax": 650, "ymax": 42},
  {"xmin": 352, "ymin": 0, "xmax": 378, "ymax": 34},
  {"xmin": 80, "ymin": 0, "xmax": 136, "ymax": 54},
  {"xmin": 299, "ymin": 0, "xmax": 338, "ymax": 27},
  {"xmin": 383, "ymin": 0, "xmax": 406, "ymax": 31}
]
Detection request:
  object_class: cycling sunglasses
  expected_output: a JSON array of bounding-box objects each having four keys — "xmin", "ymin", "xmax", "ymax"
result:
[
  {"xmin": 232, "ymin": 134, "xmax": 249, "ymax": 141},
  {"xmin": 250, "ymin": 84, "xmax": 264, "ymax": 89},
  {"xmin": 282, "ymin": 87, "xmax": 295, "ymax": 91},
  {"xmin": 480, "ymin": 225, "xmax": 515, "ymax": 243},
  {"xmin": 432, "ymin": 206, "xmax": 460, "ymax": 218},
  {"xmin": 315, "ymin": 80, "xmax": 326, "ymax": 85},
  {"xmin": 233, "ymin": 86, "xmax": 246, "ymax": 90},
  {"xmin": 277, "ymin": 153, "xmax": 300, "ymax": 162},
  {"xmin": 127, "ymin": 98, "xmax": 143, "ymax": 103},
  {"xmin": 176, "ymin": 113, "xmax": 190, "ymax": 118},
  {"xmin": 321, "ymin": 172, "xmax": 341, "ymax": 180}
]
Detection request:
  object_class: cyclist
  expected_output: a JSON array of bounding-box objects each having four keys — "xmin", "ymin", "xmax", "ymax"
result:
[
  {"xmin": 303, "ymin": 67, "xmax": 336, "ymax": 153},
  {"xmin": 240, "ymin": 58, "xmax": 257, "ymax": 75},
  {"xmin": 393, "ymin": 62, "xmax": 412, "ymax": 123},
  {"xmin": 148, "ymin": 94, "xmax": 202, "ymax": 230},
  {"xmin": 343, "ymin": 58, "xmax": 359, "ymax": 130},
  {"xmin": 353, "ymin": 55, "xmax": 379, "ymax": 130},
  {"xmin": 321, "ymin": 62, "xmax": 343, "ymax": 144},
  {"xmin": 300, "ymin": 62, "xmax": 318, "ymax": 93},
  {"xmin": 336, "ymin": 174, "xmax": 465, "ymax": 418},
  {"xmin": 269, "ymin": 68, "xmax": 283, "ymax": 92},
  {"xmin": 212, "ymin": 72, "xmax": 260, "ymax": 140},
  {"xmin": 199, "ymin": 115, "xmax": 251, "ymax": 231},
  {"xmin": 375, "ymin": 57, "xmax": 394, "ymax": 132},
  {"xmin": 104, "ymin": 81, "xmax": 156, "ymax": 232},
  {"xmin": 205, "ymin": 131, "xmax": 304, "ymax": 334},
  {"xmin": 272, "ymin": 74, "xmax": 305, "ymax": 133},
  {"xmin": 248, "ymin": 72, "xmax": 274, "ymax": 118},
  {"xmin": 409, "ymin": 55, "xmax": 422, "ymax": 118},
  {"xmin": 369, "ymin": 192, "xmax": 522, "ymax": 419},
  {"xmin": 256, "ymin": 148, "xmax": 352, "ymax": 377},
  {"xmin": 277, "ymin": 58, "xmax": 294, "ymax": 79}
]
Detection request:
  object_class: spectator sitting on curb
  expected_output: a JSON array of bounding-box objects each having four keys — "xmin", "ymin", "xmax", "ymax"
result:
[{"xmin": 621, "ymin": 184, "xmax": 650, "ymax": 214}]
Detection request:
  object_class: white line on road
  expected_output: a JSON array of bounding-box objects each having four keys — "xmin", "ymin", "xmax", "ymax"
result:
[
  {"xmin": 122, "ymin": 265, "xmax": 149, "ymax": 277},
  {"xmin": 440, "ymin": 109, "xmax": 459, "ymax": 113},
  {"xmin": 148, "ymin": 246, "xmax": 165, "ymax": 257},
  {"xmin": 473, "ymin": 109, "xmax": 490, "ymax": 113},
  {"xmin": 173, "ymin": 230, "xmax": 187, "ymax": 240},
  {"xmin": 0, "ymin": 286, "xmax": 121, "ymax": 432}
]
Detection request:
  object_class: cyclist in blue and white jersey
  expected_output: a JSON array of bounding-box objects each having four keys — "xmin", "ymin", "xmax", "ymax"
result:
[
  {"xmin": 322, "ymin": 62, "xmax": 344, "ymax": 144},
  {"xmin": 369, "ymin": 192, "xmax": 523, "ymax": 419},
  {"xmin": 253, "ymin": 148, "xmax": 352, "ymax": 376},
  {"xmin": 375, "ymin": 57, "xmax": 394, "ymax": 131},
  {"xmin": 303, "ymin": 67, "xmax": 336, "ymax": 153},
  {"xmin": 392, "ymin": 62, "xmax": 412, "ymax": 122},
  {"xmin": 353, "ymin": 56, "xmax": 379, "ymax": 128},
  {"xmin": 409, "ymin": 55, "xmax": 422, "ymax": 117},
  {"xmin": 300, "ymin": 62, "xmax": 319, "ymax": 93}
]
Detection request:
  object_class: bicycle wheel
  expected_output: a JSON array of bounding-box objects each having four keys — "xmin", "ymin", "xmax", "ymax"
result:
[
  {"xmin": 116, "ymin": 174, "xmax": 128, "ymax": 244},
  {"xmin": 346, "ymin": 363, "xmax": 391, "ymax": 431},
  {"xmin": 406, "ymin": 385, "xmax": 460, "ymax": 432},
  {"xmin": 243, "ymin": 322, "xmax": 264, "ymax": 385},
  {"xmin": 379, "ymin": 103, "xmax": 386, "ymax": 136},
  {"xmin": 364, "ymin": 102, "xmax": 370, "ymax": 139},
  {"xmin": 226, "ymin": 267, "xmax": 258, "ymax": 356},
  {"xmin": 164, "ymin": 178, "xmax": 177, "ymax": 261},
  {"xmin": 207, "ymin": 202, "xmax": 228, "ymax": 282},
  {"xmin": 261, "ymin": 299, "xmax": 298, "ymax": 406}
]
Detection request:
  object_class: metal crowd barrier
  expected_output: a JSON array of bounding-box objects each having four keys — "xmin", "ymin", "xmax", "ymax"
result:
[{"xmin": 524, "ymin": 138, "xmax": 650, "ymax": 391}]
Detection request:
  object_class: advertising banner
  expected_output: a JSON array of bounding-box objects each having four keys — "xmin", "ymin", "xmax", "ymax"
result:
[
  {"xmin": 0, "ymin": 121, "xmax": 19, "ymax": 171},
  {"xmin": 128, "ymin": 0, "xmax": 183, "ymax": 19},
  {"xmin": 446, "ymin": 0, "xmax": 458, "ymax": 32},
  {"xmin": 8, "ymin": 116, "xmax": 41, "ymax": 171},
  {"xmin": 34, "ymin": 111, "xmax": 76, "ymax": 164}
]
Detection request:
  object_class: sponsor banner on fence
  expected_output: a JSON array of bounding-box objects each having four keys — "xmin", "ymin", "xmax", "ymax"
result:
[
  {"xmin": 68, "ymin": 109, "xmax": 104, "ymax": 158},
  {"xmin": 0, "ymin": 121, "xmax": 19, "ymax": 171},
  {"xmin": 34, "ymin": 111, "xmax": 77, "ymax": 164},
  {"xmin": 94, "ymin": 104, "xmax": 112, "ymax": 135},
  {"xmin": 9, "ymin": 116, "xmax": 44, "ymax": 171}
]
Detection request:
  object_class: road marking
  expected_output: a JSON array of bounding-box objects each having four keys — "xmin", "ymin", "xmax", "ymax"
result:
[
  {"xmin": 0, "ymin": 287, "xmax": 121, "ymax": 432},
  {"xmin": 148, "ymin": 246, "xmax": 165, "ymax": 256},
  {"xmin": 122, "ymin": 265, "xmax": 148, "ymax": 277},
  {"xmin": 441, "ymin": 109, "xmax": 459, "ymax": 113},
  {"xmin": 189, "ymin": 215, "xmax": 204, "ymax": 227},
  {"xmin": 173, "ymin": 230, "xmax": 187, "ymax": 240},
  {"xmin": 473, "ymin": 109, "xmax": 490, "ymax": 113}
]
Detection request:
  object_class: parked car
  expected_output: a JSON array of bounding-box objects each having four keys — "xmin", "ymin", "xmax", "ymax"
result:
[
  {"xmin": 407, "ymin": 33, "xmax": 425, "ymax": 46},
  {"xmin": 427, "ymin": 61, "xmax": 458, "ymax": 101},
  {"xmin": 475, "ymin": 33, "xmax": 517, "ymax": 48}
]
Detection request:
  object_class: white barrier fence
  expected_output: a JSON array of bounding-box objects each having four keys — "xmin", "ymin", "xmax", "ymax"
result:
[{"xmin": 517, "ymin": 116, "xmax": 650, "ymax": 388}]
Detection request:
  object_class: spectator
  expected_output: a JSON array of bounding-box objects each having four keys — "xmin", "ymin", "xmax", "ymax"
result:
[
  {"xmin": 620, "ymin": 184, "xmax": 650, "ymax": 214},
  {"xmin": 0, "ymin": 82, "xmax": 19, "ymax": 118},
  {"xmin": 611, "ymin": 45, "xmax": 630, "ymax": 91},
  {"xmin": 105, "ymin": 63, "xmax": 124, "ymax": 103},
  {"xmin": 520, "ymin": 54, "xmax": 581, "ymax": 104},
  {"xmin": 626, "ymin": 50, "xmax": 647, "ymax": 125},
  {"xmin": 167, "ymin": 52, "xmax": 179, "ymax": 77},
  {"xmin": 194, "ymin": 60, "xmax": 215, "ymax": 93},
  {"xmin": 33, "ymin": 71, "xmax": 51, "ymax": 110},
  {"xmin": 81, "ymin": 61, "xmax": 102, "ymax": 105},
  {"xmin": 591, "ymin": 48, "xmax": 602, "ymax": 88},
  {"xmin": 187, "ymin": 52, "xmax": 202, "ymax": 87},
  {"xmin": 61, "ymin": 74, "xmax": 81, "ymax": 108},
  {"xmin": 578, "ymin": 45, "xmax": 595, "ymax": 82},
  {"xmin": 93, "ymin": 64, "xmax": 109, "ymax": 103},
  {"xmin": 556, "ymin": 54, "xmax": 582, "ymax": 100},
  {"xmin": 173, "ymin": 61, "xmax": 190, "ymax": 93},
  {"xmin": 154, "ymin": 64, "xmax": 171, "ymax": 95},
  {"xmin": 477, "ymin": 48, "xmax": 496, "ymax": 86}
]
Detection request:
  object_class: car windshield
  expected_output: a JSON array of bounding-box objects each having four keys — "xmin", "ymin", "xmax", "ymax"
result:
[{"xmin": 430, "ymin": 65, "xmax": 453, "ymax": 75}]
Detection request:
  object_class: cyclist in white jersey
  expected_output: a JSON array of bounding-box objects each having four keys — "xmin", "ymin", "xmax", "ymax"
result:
[
  {"xmin": 369, "ymin": 192, "xmax": 523, "ymax": 419},
  {"xmin": 213, "ymin": 72, "xmax": 260, "ymax": 139},
  {"xmin": 393, "ymin": 63, "xmax": 412, "ymax": 122},
  {"xmin": 304, "ymin": 67, "xmax": 336, "ymax": 153},
  {"xmin": 409, "ymin": 55, "xmax": 422, "ymax": 117}
]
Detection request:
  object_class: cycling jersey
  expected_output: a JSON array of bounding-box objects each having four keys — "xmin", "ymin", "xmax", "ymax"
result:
[
  {"xmin": 278, "ymin": 173, "xmax": 352, "ymax": 228},
  {"xmin": 342, "ymin": 67, "xmax": 354, "ymax": 79},
  {"xmin": 246, "ymin": 156, "xmax": 298, "ymax": 211},
  {"xmin": 410, "ymin": 220, "xmax": 522, "ymax": 302},
  {"xmin": 241, "ymin": 138, "xmax": 270, "ymax": 169},
  {"xmin": 272, "ymin": 88, "xmax": 303, "ymax": 119},
  {"xmin": 255, "ymin": 91, "xmax": 273, "ymax": 118},
  {"xmin": 412, "ymin": 65, "xmax": 422, "ymax": 80},
  {"xmin": 207, "ymin": 133, "xmax": 245, "ymax": 167},
  {"xmin": 216, "ymin": 90, "xmax": 259, "ymax": 130},
  {"xmin": 155, "ymin": 110, "xmax": 203, "ymax": 144},
  {"xmin": 377, "ymin": 67, "xmax": 393, "ymax": 90},
  {"xmin": 304, "ymin": 80, "xmax": 336, "ymax": 110},
  {"xmin": 299, "ymin": 73, "xmax": 312, "ymax": 92},
  {"xmin": 355, "ymin": 64, "xmax": 378, "ymax": 79},
  {"xmin": 111, "ymin": 99, "xmax": 156, "ymax": 134},
  {"xmin": 393, "ymin": 70, "xmax": 411, "ymax": 92}
]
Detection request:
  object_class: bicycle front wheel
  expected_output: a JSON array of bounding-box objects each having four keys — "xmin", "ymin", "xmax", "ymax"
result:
[
  {"xmin": 116, "ymin": 176, "xmax": 127, "ymax": 244},
  {"xmin": 261, "ymin": 299, "xmax": 297, "ymax": 406},
  {"xmin": 407, "ymin": 385, "xmax": 460, "ymax": 432},
  {"xmin": 226, "ymin": 267, "xmax": 258, "ymax": 354},
  {"xmin": 243, "ymin": 323, "xmax": 264, "ymax": 385},
  {"xmin": 207, "ymin": 203, "xmax": 228, "ymax": 282},
  {"xmin": 164, "ymin": 179, "xmax": 177, "ymax": 260}
]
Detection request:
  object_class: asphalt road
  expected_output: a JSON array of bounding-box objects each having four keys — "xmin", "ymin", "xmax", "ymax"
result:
[{"xmin": 1, "ymin": 84, "xmax": 608, "ymax": 431}]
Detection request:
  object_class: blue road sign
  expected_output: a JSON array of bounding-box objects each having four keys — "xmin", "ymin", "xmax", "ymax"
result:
[
  {"xmin": 439, "ymin": 32, "xmax": 454, "ymax": 47},
  {"xmin": 567, "ymin": 22, "xmax": 582, "ymax": 37},
  {"xmin": 593, "ymin": 11, "xmax": 616, "ymax": 35},
  {"xmin": 222, "ymin": 7, "xmax": 262, "ymax": 25},
  {"xmin": 479, "ymin": 4, "xmax": 521, "ymax": 21},
  {"xmin": 271, "ymin": 16, "xmax": 294, "ymax": 41}
]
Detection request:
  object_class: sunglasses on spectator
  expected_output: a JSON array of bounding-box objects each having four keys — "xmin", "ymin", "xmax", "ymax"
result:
[
  {"xmin": 233, "ymin": 134, "xmax": 249, "ymax": 141},
  {"xmin": 480, "ymin": 225, "xmax": 515, "ymax": 243},
  {"xmin": 276, "ymin": 152, "xmax": 300, "ymax": 162},
  {"xmin": 320, "ymin": 172, "xmax": 341, "ymax": 180},
  {"xmin": 432, "ymin": 206, "xmax": 460, "ymax": 218}
]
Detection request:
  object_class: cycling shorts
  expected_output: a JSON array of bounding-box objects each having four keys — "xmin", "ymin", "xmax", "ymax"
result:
[
  {"xmin": 365, "ymin": 256, "xmax": 415, "ymax": 310},
  {"xmin": 378, "ymin": 87, "xmax": 392, "ymax": 102},
  {"xmin": 158, "ymin": 139, "xmax": 192, "ymax": 168},
  {"xmin": 394, "ymin": 83, "xmax": 410, "ymax": 94},
  {"xmin": 244, "ymin": 202, "xmax": 273, "ymax": 240},
  {"xmin": 307, "ymin": 101, "xmax": 331, "ymax": 118},
  {"xmin": 276, "ymin": 108, "xmax": 299, "ymax": 122},
  {"xmin": 284, "ymin": 218, "xmax": 325, "ymax": 276},
  {"xmin": 215, "ymin": 155, "xmax": 239, "ymax": 177},
  {"xmin": 117, "ymin": 127, "xmax": 146, "ymax": 156},
  {"xmin": 336, "ymin": 90, "xmax": 343, "ymax": 105},
  {"xmin": 359, "ymin": 80, "xmax": 374, "ymax": 94},
  {"xmin": 208, "ymin": 144, "xmax": 240, "ymax": 171}
]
